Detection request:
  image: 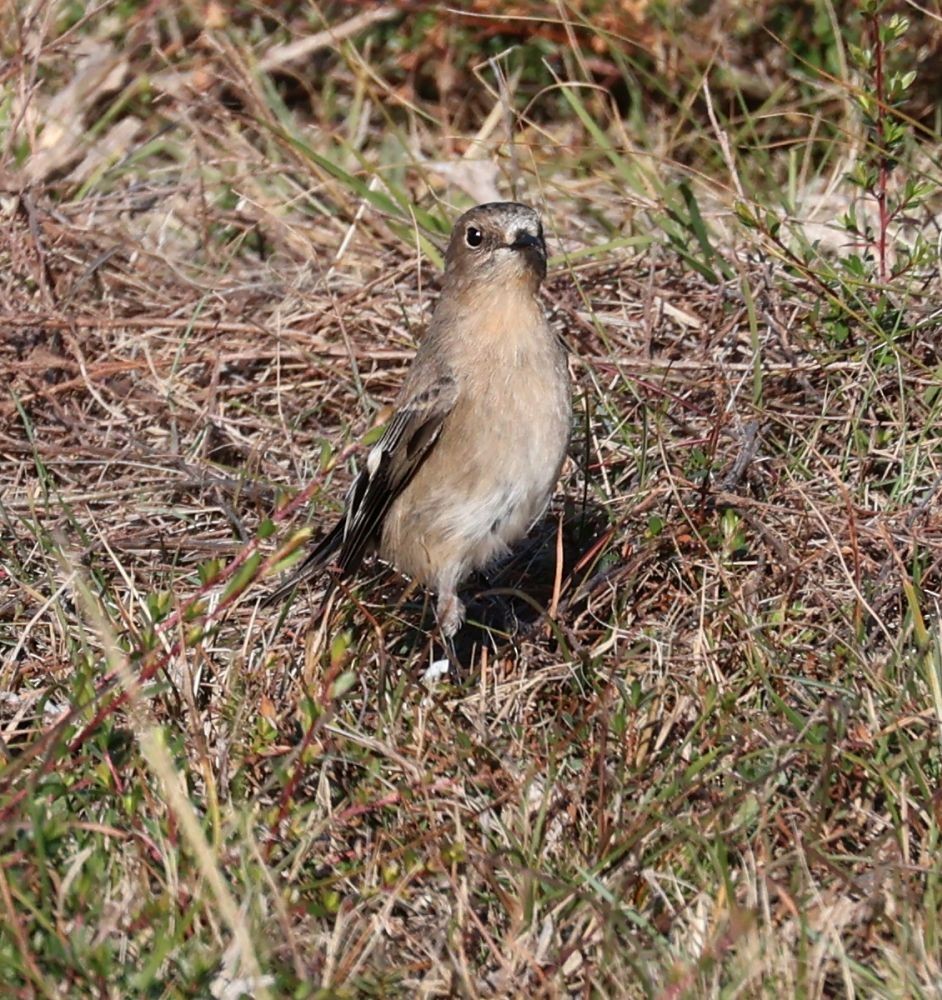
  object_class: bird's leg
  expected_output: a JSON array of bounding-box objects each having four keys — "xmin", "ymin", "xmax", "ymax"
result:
[
  {"xmin": 436, "ymin": 589, "xmax": 466, "ymax": 639},
  {"xmin": 425, "ymin": 589, "xmax": 463, "ymax": 680}
]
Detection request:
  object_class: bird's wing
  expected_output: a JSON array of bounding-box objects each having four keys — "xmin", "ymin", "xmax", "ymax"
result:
[
  {"xmin": 335, "ymin": 370, "xmax": 458, "ymax": 574},
  {"xmin": 264, "ymin": 367, "xmax": 456, "ymax": 607}
]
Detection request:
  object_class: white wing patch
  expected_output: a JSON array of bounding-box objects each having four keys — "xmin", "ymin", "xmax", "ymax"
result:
[{"xmin": 366, "ymin": 441, "xmax": 384, "ymax": 477}]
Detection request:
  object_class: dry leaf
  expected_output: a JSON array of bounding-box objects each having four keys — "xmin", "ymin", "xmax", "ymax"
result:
[{"xmin": 26, "ymin": 39, "xmax": 129, "ymax": 183}]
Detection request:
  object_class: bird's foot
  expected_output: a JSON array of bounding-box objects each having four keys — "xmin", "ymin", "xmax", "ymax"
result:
[{"xmin": 436, "ymin": 591, "xmax": 466, "ymax": 640}]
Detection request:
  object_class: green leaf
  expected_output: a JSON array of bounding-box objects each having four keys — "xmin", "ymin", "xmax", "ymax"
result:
[
  {"xmin": 734, "ymin": 201, "xmax": 759, "ymax": 229},
  {"xmin": 319, "ymin": 439, "xmax": 333, "ymax": 469},
  {"xmin": 268, "ymin": 528, "xmax": 315, "ymax": 575},
  {"xmin": 362, "ymin": 422, "xmax": 386, "ymax": 446},
  {"xmin": 330, "ymin": 671, "xmax": 357, "ymax": 699},
  {"xmin": 198, "ymin": 558, "xmax": 224, "ymax": 586},
  {"xmin": 330, "ymin": 630, "xmax": 352, "ymax": 667},
  {"xmin": 222, "ymin": 553, "xmax": 263, "ymax": 601},
  {"xmin": 146, "ymin": 590, "xmax": 172, "ymax": 623},
  {"xmin": 184, "ymin": 598, "xmax": 208, "ymax": 622}
]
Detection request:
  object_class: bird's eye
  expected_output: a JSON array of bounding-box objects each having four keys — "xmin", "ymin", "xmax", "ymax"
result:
[{"xmin": 465, "ymin": 226, "xmax": 483, "ymax": 248}]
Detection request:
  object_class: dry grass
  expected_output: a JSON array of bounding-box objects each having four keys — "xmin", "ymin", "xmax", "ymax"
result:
[{"xmin": 2, "ymin": 1, "xmax": 942, "ymax": 997}]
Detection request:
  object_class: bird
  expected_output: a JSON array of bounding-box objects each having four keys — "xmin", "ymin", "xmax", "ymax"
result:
[{"xmin": 266, "ymin": 201, "xmax": 571, "ymax": 639}]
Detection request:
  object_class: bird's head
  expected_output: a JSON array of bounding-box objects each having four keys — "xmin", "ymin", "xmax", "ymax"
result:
[{"xmin": 443, "ymin": 202, "xmax": 547, "ymax": 293}]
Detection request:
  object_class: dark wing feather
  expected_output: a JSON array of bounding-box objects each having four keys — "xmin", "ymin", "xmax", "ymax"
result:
[
  {"xmin": 335, "ymin": 375, "xmax": 457, "ymax": 574},
  {"xmin": 265, "ymin": 372, "xmax": 457, "ymax": 605}
]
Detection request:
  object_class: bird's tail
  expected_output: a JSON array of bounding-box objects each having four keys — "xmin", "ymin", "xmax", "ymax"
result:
[{"xmin": 262, "ymin": 518, "xmax": 345, "ymax": 607}]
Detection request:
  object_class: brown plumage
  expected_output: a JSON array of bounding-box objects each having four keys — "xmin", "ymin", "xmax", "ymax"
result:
[{"xmin": 267, "ymin": 202, "xmax": 571, "ymax": 637}]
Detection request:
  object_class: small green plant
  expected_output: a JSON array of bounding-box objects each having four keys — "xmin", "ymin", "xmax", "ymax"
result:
[
  {"xmin": 737, "ymin": 2, "xmax": 935, "ymax": 350},
  {"xmin": 842, "ymin": 1, "xmax": 935, "ymax": 286}
]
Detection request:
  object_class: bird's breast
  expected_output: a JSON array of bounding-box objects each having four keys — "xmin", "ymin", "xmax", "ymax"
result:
[{"xmin": 380, "ymin": 295, "xmax": 570, "ymax": 587}]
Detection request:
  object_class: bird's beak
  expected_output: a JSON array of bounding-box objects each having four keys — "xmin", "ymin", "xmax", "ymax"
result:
[{"xmin": 509, "ymin": 230, "xmax": 545, "ymax": 254}]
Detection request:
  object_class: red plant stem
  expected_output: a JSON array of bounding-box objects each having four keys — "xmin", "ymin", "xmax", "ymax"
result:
[
  {"xmin": 156, "ymin": 439, "xmax": 360, "ymax": 640},
  {"xmin": 0, "ymin": 441, "xmax": 363, "ymax": 811},
  {"xmin": 869, "ymin": 10, "xmax": 889, "ymax": 283},
  {"xmin": 65, "ymin": 444, "xmax": 362, "ymax": 754}
]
